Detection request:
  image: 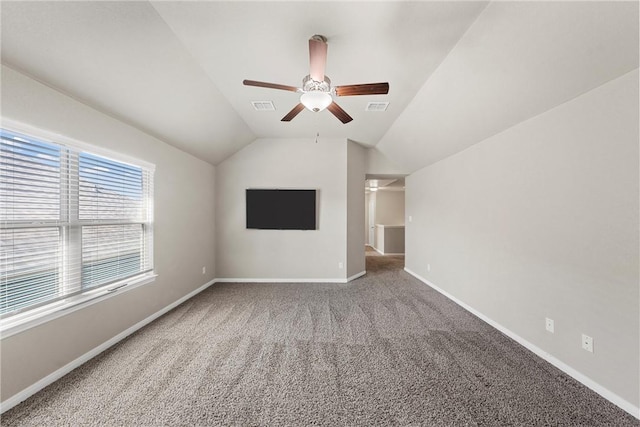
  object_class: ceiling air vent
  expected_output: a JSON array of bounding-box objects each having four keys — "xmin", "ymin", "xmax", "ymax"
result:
[
  {"xmin": 365, "ymin": 102, "xmax": 389, "ymax": 112},
  {"xmin": 251, "ymin": 101, "xmax": 276, "ymax": 111}
]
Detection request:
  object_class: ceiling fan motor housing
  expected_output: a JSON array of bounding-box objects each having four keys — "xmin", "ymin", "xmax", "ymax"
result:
[
  {"xmin": 302, "ymin": 75, "xmax": 332, "ymax": 93},
  {"xmin": 243, "ymin": 34, "xmax": 388, "ymax": 123}
]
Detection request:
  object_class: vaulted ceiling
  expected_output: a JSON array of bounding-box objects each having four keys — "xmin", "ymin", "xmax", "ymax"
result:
[{"xmin": 1, "ymin": 1, "xmax": 637, "ymax": 172}]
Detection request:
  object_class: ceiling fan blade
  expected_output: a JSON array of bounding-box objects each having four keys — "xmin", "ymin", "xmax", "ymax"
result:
[
  {"xmin": 243, "ymin": 79, "xmax": 299, "ymax": 92},
  {"xmin": 327, "ymin": 101, "xmax": 353, "ymax": 124},
  {"xmin": 334, "ymin": 82, "xmax": 390, "ymax": 97},
  {"xmin": 309, "ymin": 35, "xmax": 328, "ymax": 82},
  {"xmin": 281, "ymin": 103, "xmax": 305, "ymax": 122}
]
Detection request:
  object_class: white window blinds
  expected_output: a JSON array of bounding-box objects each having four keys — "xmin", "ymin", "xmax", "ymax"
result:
[{"xmin": 0, "ymin": 128, "xmax": 154, "ymax": 316}]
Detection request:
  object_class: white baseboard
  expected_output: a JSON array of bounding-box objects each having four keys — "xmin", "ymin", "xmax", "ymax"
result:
[
  {"xmin": 216, "ymin": 276, "xmax": 359, "ymax": 284},
  {"xmin": 403, "ymin": 267, "xmax": 640, "ymax": 420},
  {"xmin": 7, "ymin": 270, "xmax": 637, "ymax": 419},
  {"xmin": 0, "ymin": 279, "xmax": 216, "ymax": 414},
  {"xmin": 346, "ymin": 270, "xmax": 366, "ymax": 282},
  {"xmin": 370, "ymin": 246, "xmax": 404, "ymax": 256}
]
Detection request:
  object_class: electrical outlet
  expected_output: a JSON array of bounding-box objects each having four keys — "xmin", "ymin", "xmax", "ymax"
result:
[
  {"xmin": 202, "ymin": 266, "xmax": 206, "ymax": 275},
  {"xmin": 409, "ymin": 215, "xmax": 413, "ymax": 223},
  {"xmin": 545, "ymin": 318, "xmax": 554, "ymax": 333},
  {"xmin": 338, "ymin": 262, "xmax": 343, "ymax": 269},
  {"xmin": 427, "ymin": 264, "xmax": 431, "ymax": 272},
  {"xmin": 581, "ymin": 334, "xmax": 593, "ymax": 353}
]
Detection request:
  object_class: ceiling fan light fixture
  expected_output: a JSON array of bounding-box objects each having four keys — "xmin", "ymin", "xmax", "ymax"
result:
[
  {"xmin": 300, "ymin": 91, "xmax": 332, "ymax": 112},
  {"xmin": 243, "ymin": 35, "xmax": 387, "ymax": 124}
]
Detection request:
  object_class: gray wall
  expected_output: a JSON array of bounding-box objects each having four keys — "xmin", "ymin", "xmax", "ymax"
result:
[
  {"xmin": 365, "ymin": 147, "xmax": 407, "ymax": 175},
  {"xmin": 365, "ymin": 193, "xmax": 370, "ymax": 245},
  {"xmin": 405, "ymin": 70, "xmax": 639, "ymax": 407},
  {"xmin": 347, "ymin": 142, "xmax": 366, "ymax": 277},
  {"xmin": 375, "ymin": 191, "xmax": 405, "ymax": 226},
  {"xmin": 0, "ymin": 66, "xmax": 217, "ymax": 401},
  {"xmin": 376, "ymin": 226, "xmax": 405, "ymax": 255},
  {"xmin": 215, "ymin": 138, "xmax": 348, "ymax": 280}
]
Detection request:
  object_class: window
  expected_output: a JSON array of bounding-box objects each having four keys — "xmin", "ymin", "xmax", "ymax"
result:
[{"xmin": 0, "ymin": 128, "xmax": 154, "ymax": 318}]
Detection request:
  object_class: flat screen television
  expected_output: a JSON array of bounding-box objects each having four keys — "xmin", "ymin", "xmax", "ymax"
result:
[{"xmin": 246, "ymin": 189, "xmax": 317, "ymax": 230}]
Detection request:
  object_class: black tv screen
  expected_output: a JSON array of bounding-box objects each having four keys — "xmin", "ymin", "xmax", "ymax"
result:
[{"xmin": 246, "ymin": 189, "xmax": 317, "ymax": 230}]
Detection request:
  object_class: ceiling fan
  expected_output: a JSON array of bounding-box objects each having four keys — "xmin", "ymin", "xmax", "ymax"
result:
[{"xmin": 243, "ymin": 35, "xmax": 389, "ymax": 124}]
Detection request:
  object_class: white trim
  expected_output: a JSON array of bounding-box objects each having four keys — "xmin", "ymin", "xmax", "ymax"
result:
[
  {"xmin": 0, "ymin": 279, "xmax": 216, "ymax": 414},
  {"xmin": 346, "ymin": 270, "xmax": 366, "ymax": 282},
  {"xmin": 370, "ymin": 246, "xmax": 404, "ymax": 256},
  {"xmin": 216, "ymin": 276, "xmax": 361, "ymax": 284},
  {"xmin": 1, "ymin": 273, "xmax": 157, "ymax": 339},
  {"xmin": 1, "ymin": 118, "xmax": 155, "ymax": 171},
  {"xmin": 403, "ymin": 267, "xmax": 640, "ymax": 420},
  {"xmin": 371, "ymin": 246, "xmax": 384, "ymax": 255}
]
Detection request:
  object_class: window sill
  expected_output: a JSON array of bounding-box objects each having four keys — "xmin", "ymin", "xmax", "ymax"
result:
[{"xmin": 0, "ymin": 273, "xmax": 157, "ymax": 340}]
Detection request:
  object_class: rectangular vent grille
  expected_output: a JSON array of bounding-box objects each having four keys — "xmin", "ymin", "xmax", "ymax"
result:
[
  {"xmin": 251, "ymin": 101, "xmax": 276, "ymax": 111},
  {"xmin": 365, "ymin": 102, "xmax": 389, "ymax": 112}
]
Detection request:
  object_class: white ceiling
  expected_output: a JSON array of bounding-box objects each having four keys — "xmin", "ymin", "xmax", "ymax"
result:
[
  {"xmin": 376, "ymin": 1, "xmax": 639, "ymax": 172},
  {"xmin": 366, "ymin": 178, "xmax": 405, "ymax": 192},
  {"xmin": 1, "ymin": 1, "xmax": 637, "ymax": 171}
]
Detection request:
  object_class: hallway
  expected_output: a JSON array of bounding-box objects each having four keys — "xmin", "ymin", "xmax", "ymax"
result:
[{"xmin": 365, "ymin": 245, "xmax": 404, "ymax": 272}]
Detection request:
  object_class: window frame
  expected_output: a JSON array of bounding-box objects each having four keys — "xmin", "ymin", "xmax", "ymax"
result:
[{"xmin": 0, "ymin": 120, "xmax": 156, "ymax": 338}]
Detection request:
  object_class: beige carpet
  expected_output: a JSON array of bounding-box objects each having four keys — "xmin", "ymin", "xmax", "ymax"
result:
[{"xmin": 2, "ymin": 255, "xmax": 637, "ymax": 426}]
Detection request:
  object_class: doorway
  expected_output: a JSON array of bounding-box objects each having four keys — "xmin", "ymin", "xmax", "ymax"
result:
[{"xmin": 364, "ymin": 176, "xmax": 406, "ymax": 270}]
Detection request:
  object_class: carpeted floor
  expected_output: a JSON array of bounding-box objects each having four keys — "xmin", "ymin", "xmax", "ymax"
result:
[{"xmin": 2, "ymin": 255, "xmax": 637, "ymax": 426}]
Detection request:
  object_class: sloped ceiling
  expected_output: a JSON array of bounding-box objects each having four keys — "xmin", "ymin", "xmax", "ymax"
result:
[
  {"xmin": 1, "ymin": 1, "xmax": 637, "ymax": 170},
  {"xmin": 0, "ymin": 1, "xmax": 255, "ymax": 165},
  {"xmin": 149, "ymin": 1, "xmax": 487, "ymax": 147},
  {"xmin": 376, "ymin": 1, "xmax": 639, "ymax": 172}
]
